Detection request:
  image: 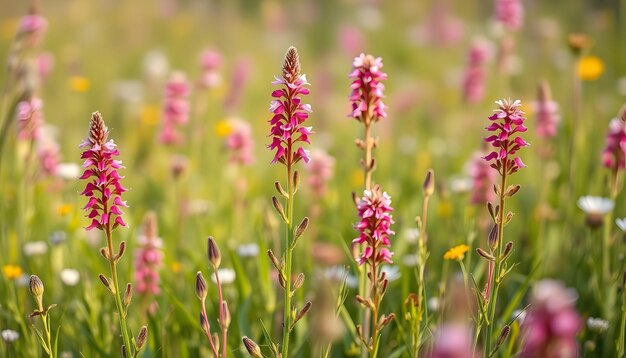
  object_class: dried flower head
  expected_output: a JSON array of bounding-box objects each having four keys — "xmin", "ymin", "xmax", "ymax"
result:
[
  {"xmin": 353, "ymin": 185, "xmax": 395, "ymax": 265},
  {"xmin": 80, "ymin": 112, "xmax": 128, "ymax": 231},
  {"xmin": 268, "ymin": 47, "xmax": 312, "ymax": 165},
  {"xmin": 348, "ymin": 53, "xmax": 387, "ymax": 122},
  {"xmin": 483, "ymin": 99, "xmax": 529, "ymax": 175}
]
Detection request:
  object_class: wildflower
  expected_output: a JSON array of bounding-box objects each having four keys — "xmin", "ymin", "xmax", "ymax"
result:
[
  {"xmin": 60, "ymin": 268, "xmax": 80, "ymax": 286},
  {"xmin": 601, "ymin": 118, "xmax": 626, "ymax": 169},
  {"xmin": 520, "ymin": 280, "xmax": 581, "ymax": 358},
  {"xmin": 484, "ymin": 99, "xmax": 529, "ymax": 175},
  {"xmin": 56, "ymin": 203, "xmax": 73, "ymax": 217},
  {"xmin": 462, "ymin": 39, "xmax": 491, "ymax": 104},
  {"xmin": 49, "ymin": 231, "xmax": 67, "ymax": 246},
  {"xmin": 567, "ymin": 33, "xmax": 591, "ymax": 55},
  {"xmin": 17, "ymin": 9, "xmax": 48, "ymax": 48},
  {"xmin": 79, "ymin": 112, "xmax": 128, "ymax": 231},
  {"xmin": 586, "ymin": 317, "xmax": 609, "ymax": 334},
  {"xmin": 578, "ymin": 56, "xmax": 604, "ymax": 81},
  {"xmin": 443, "ymin": 244, "xmax": 470, "ymax": 261},
  {"xmin": 56, "ymin": 162, "xmax": 81, "ymax": 180},
  {"xmin": 159, "ymin": 71, "xmax": 190, "ymax": 145},
  {"xmin": 428, "ymin": 323, "xmax": 474, "ymax": 358},
  {"xmin": 23, "ymin": 241, "xmax": 48, "ymax": 256},
  {"xmin": 2, "ymin": 264, "xmax": 23, "ymax": 280},
  {"xmin": 353, "ymin": 185, "xmax": 395, "ymax": 266},
  {"xmin": 534, "ymin": 81, "xmax": 561, "ymax": 139},
  {"xmin": 215, "ymin": 119, "xmax": 232, "ymax": 137},
  {"xmin": 225, "ymin": 118, "xmax": 254, "ymax": 165},
  {"xmin": 236, "ymin": 243, "xmax": 260, "ymax": 258},
  {"xmin": 198, "ymin": 49, "xmax": 222, "ymax": 90},
  {"xmin": 16, "ymin": 97, "xmax": 43, "ymax": 141},
  {"xmin": 577, "ymin": 196, "xmax": 614, "ymax": 228},
  {"xmin": 224, "ymin": 56, "xmax": 251, "ymax": 112},
  {"xmin": 1, "ymin": 329, "xmax": 19, "ymax": 343},
  {"xmin": 307, "ymin": 149, "xmax": 335, "ymax": 196},
  {"xmin": 348, "ymin": 53, "xmax": 387, "ymax": 121},
  {"xmin": 267, "ymin": 47, "xmax": 312, "ymax": 165},
  {"xmin": 404, "ymin": 228, "xmax": 420, "ymax": 244},
  {"xmin": 211, "ymin": 268, "xmax": 236, "ymax": 284},
  {"xmin": 616, "ymin": 218, "xmax": 626, "ymax": 232},
  {"xmin": 38, "ymin": 138, "xmax": 60, "ymax": 175},
  {"xmin": 470, "ymin": 151, "xmax": 497, "ymax": 205},
  {"xmin": 242, "ymin": 336, "xmax": 262, "ymax": 358},
  {"xmin": 495, "ymin": 0, "xmax": 524, "ymax": 31},
  {"xmin": 68, "ymin": 76, "xmax": 90, "ymax": 92},
  {"xmin": 135, "ymin": 212, "xmax": 163, "ymax": 295}
]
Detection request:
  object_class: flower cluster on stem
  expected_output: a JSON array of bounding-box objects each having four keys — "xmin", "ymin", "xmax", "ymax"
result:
[
  {"xmin": 135, "ymin": 212, "xmax": 163, "ymax": 297},
  {"xmin": 462, "ymin": 40, "xmax": 490, "ymax": 104},
  {"xmin": 534, "ymin": 81, "xmax": 561, "ymax": 139},
  {"xmin": 160, "ymin": 72, "xmax": 190, "ymax": 145}
]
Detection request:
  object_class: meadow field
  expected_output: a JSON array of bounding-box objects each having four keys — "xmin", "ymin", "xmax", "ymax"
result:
[{"xmin": 0, "ymin": 0, "xmax": 625, "ymax": 357}]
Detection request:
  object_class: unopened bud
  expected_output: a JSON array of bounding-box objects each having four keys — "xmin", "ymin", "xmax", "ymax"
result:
[
  {"xmin": 501, "ymin": 241, "xmax": 513, "ymax": 260},
  {"xmin": 294, "ymin": 301, "xmax": 312, "ymax": 324},
  {"xmin": 195, "ymin": 272, "xmax": 208, "ymax": 301},
  {"xmin": 99, "ymin": 274, "xmax": 114, "ymax": 293},
  {"xmin": 294, "ymin": 217, "xmax": 309, "ymax": 241},
  {"xmin": 29, "ymin": 275, "xmax": 44, "ymax": 298},
  {"xmin": 221, "ymin": 301, "xmax": 231, "ymax": 328},
  {"xmin": 355, "ymin": 295, "xmax": 371, "ymax": 309},
  {"xmin": 293, "ymin": 273, "xmax": 305, "ymax": 290},
  {"xmin": 117, "ymin": 241, "xmax": 126, "ymax": 260},
  {"xmin": 380, "ymin": 313, "xmax": 395, "ymax": 328},
  {"xmin": 267, "ymin": 249, "xmax": 281, "ymax": 270},
  {"xmin": 123, "ymin": 283, "xmax": 133, "ymax": 307},
  {"xmin": 293, "ymin": 170, "xmax": 300, "ymax": 192},
  {"xmin": 423, "ymin": 169, "xmax": 435, "ymax": 197},
  {"xmin": 504, "ymin": 185, "xmax": 521, "ymax": 198},
  {"xmin": 207, "ymin": 237, "xmax": 222, "ymax": 269},
  {"xmin": 496, "ymin": 325, "xmax": 510, "ymax": 348},
  {"xmin": 272, "ymin": 196, "xmax": 288, "ymax": 223},
  {"xmin": 100, "ymin": 247, "xmax": 110, "ymax": 260},
  {"xmin": 136, "ymin": 326, "xmax": 148, "ymax": 350},
  {"xmin": 274, "ymin": 181, "xmax": 288, "ymax": 198},
  {"xmin": 476, "ymin": 248, "xmax": 495, "ymax": 261},
  {"xmin": 242, "ymin": 336, "xmax": 262, "ymax": 358},
  {"xmin": 200, "ymin": 312, "xmax": 210, "ymax": 335},
  {"xmin": 488, "ymin": 224, "xmax": 499, "ymax": 250}
]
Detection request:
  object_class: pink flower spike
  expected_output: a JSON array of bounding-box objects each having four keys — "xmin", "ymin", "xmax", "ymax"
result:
[
  {"xmin": 348, "ymin": 53, "xmax": 387, "ymax": 123},
  {"xmin": 353, "ymin": 185, "xmax": 395, "ymax": 267},
  {"xmin": 483, "ymin": 99, "xmax": 528, "ymax": 175}
]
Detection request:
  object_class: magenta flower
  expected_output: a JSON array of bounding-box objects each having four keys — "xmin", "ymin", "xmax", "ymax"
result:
[
  {"xmin": 520, "ymin": 280, "xmax": 581, "ymax": 358},
  {"xmin": 428, "ymin": 323, "xmax": 475, "ymax": 358},
  {"xmin": 353, "ymin": 185, "xmax": 395, "ymax": 266},
  {"xmin": 17, "ymin": 97, "xmax": 44, "ymax": 141},
  {"xmin": 307, "ymin": 149, "xmax": 335, "ymax": 197},
  {"xmin": 159, "ymin": 72, "xmax": 190, "ymax": 145},
  {"xmin": 267, "ymin": 47, "xmax": 312, "ymax": 165},
  {"xmin": 349, "ymin": 53, "xmax": 387, "ymax": 122},
  {"xmin": 601, "ymin": 118, "xmax": 626, "ymax": 169},
  {"xmin": 534, "ymin": 81, "xmax": 561, "ymax": 139},
  {"xmin": 79, "ymin": 112, "xmax": 128, "ymax": 231},
  {"xmin": 18, "ymin": 12, "xmax": 48, "ymax": 48},
  {"xmin": 226, "ymin": 118, "xmax": 254, "ymax": 166},
  {"xmin": 38, "ymin": 139, "xmax": 60, "ymax": 176},
  {"xmin": 198, "ymin": 49, "xmax": 222, "ymax": 90},
  {"xmin": 135, "ymin": 213, "xmax": 163, "ymax": 295},
  {"xmin": 495, "ymin": 0, "xmax": 523, "ymax": 31},
  {"xmin": 462, "ymin": 39, "xmax": 490, "ymax": 104},
  {"xmin": 483, "ymin": 99, "xmax": 529, "ymax": 175},
  {"xmin": 470, "ymin": 151, "xmax": 497, "ymax": 205}
]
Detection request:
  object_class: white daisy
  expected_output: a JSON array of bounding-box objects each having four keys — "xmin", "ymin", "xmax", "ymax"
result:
[
  {"xmin": 23, "ymin": 241, "xmax": 48, "ymax": 256},
  {"xmin": 577, "ymin": 196, "xmax": 614, "ymax": 215},
  {"xmin": 60, "ymin": 268, "xmax": 80, "ymax": 286},
  {"xmin": 236, "ymin": 243, "xmax": 259, "ymax": 258},
  {"xmin": 212, "ymin": 268, "xmax": 236, "ymax": 284},
  {"xmin": 587, "ymin": 317, "xmax": 609, "ymax": 333}
]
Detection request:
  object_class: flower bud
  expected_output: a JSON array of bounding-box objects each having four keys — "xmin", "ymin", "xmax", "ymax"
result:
[
  {"xmin": 293, "ymin": 273, "xmax": 305, "ymax": 291},
  {"xmin": 200, "ymin": 312, "xmax": 211, "ymax": 335},
  {"xmin": 99, "ymin": 274, "xmax": 114, "ymax": 293},
  {"xmin": 207, "ymin": 237, "xmax": 221, "ymax": 269},
  {"xmin": 136, "ymin": 326, "xmax": 148, "ymax": 350},
  {"xmin": 221, "ymin": 301, "xmax": 231, "ymax": 328},
  {"xmin": 488, "ymin": 224, "xmax": 499, "ymax": 250},
  {"xmin": 29, "ymin": 275, "xmax": 44, "ymax": 298},
  {"xmin": 294, "ymin": 301, "xmax": 312, "ymax": 324},
  {"xmin": 123, "ymin": 283, "xmax": 133, "ymax": 307},
  {"xmin": 195, "ymin": 271, "xmax": 208, "ymax": 301},
  {"xmin": 274, "ymin": 181, "xmax": 288, "ymax": 198},
  {"xmin": 267, "ymin": 249, "xmax": 281, "ymax": 270},
  {"xmin": 242, "ymin": 336, "xmax": 262, "ymax": 358},
  {"xmin": 294, "ymin": 217, "xmax": 309, "ymax": 241},
  {"xmin": 272, "ymin": 196, "xmax": 287, "ymax": 223},
  {"xmin": 423, "ymin": 169, "xmax": 435, "ymax": 197}
]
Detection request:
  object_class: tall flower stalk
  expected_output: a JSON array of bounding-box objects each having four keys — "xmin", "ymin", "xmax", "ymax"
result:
[
  {"xmin": 80, "ymin": 112, "xmax": 146, "ymax": 357},
  {"xmin": 479, "ymin": 99, "xmax": 528, "ymax": 356},
  {"xmin": 349, "ymin": 53, "xmax": 387, "ymax": 355},
  {"xmin": 28, "ymin": 275, "xmax": 57, "ymax": 358},
  {"xmin": 266, "ymin": 46, "xmax": 312, "ymax": 358}
]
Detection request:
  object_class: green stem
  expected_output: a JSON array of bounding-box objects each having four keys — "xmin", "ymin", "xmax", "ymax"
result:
[
  {"xmin": 281, "ymin": 164, "xmax": 295, "ymax": 358},
  {"xmin": 106, "ymin": 225, "xmax": 133, "ymax": 357},
  {"xmin": 618, "ymin": 271, "xmax": 626, "ymax": 357}
]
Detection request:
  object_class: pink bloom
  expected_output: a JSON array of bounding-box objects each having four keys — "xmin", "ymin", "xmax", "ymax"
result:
[
  {"xmin": 17, "ymin": 97, "xmax": 44, "ymax": 141},
  {"xmin": 159, "ymin": 72, "xmax": 190, "ymax": 145},
  {"xmin": 462, "ymin": 39, "xmax": 491, "ymax": 104},
  {"xmin": 469, "ymin": 151, "xmax": 497, "ymax": 205},
  {"xmin": 134, "ymin": 213, "xmax": 163, "ymax": 296},
  {"xmin": 198, "ymin": 49, "xmax": 222, "ymax": 90},
  {"xmin": 307, "ymin": 149, "xmax": 335, "ymax": 197},
  {"xmin": 79, "ymin": 112, "xmax": 128, "ymax": 231},
  {"xmin": 38, "ymin": 138, "xmax": 60, "ymax": 176},
  {"xmin": 428, "ymin": 323, "xmax": 475, "ymax": 358},
  {"xmin": 483, "ymin": 99, "xmax": 529, "ymax": 175},
  {"xmin": 495, "ymin": 0, "xmax": 523, "ymax": 31},
  {"xmin": 338, "ymin": 25, "xmax": 365, "ymax": 56},
  {"xmin": 18, "ymin": 13, "xmax": 48, "ymax": 47},
  {"xmin": 226, "ymin": 118, "xmax": 254, "ymax": 166},
  {"xmin": 267, "ymin": 47, "xmax": 312, "ymax": 165},
  {"xmin": 520, "ymin": 280, "xmax": 581, "ymax": 358},
  {"xmin": 534, "ymin": 81, "xmax": 560, "ymax": 139},
  {"xmin": 353, "ymin": 186, "xmax": 395, "ymax": 266},
  {"xmin": 224, "ymin": 56, "xmax": 252, "ymax": 113},
  {"xmin": 37, "ymin": 52, "xmax": 54, "ymax": 83},
  {"xmin": 601, "ymin": 118, "xmax": 626, "ymax": 169},
  {"xmin": 418, "ymin": 2, "xmax": 464, "ymax": 47},
  {"xmin": 349, "ymin": 53, "xmax": 387, "ymax": 121}
]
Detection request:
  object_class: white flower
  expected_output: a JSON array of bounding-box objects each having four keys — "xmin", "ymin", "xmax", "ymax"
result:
[
  {"xmin": 449, "ymin": 176, "xmax": 473, "ymax": 194},
  {"xmin": 60, "ymin": 268, "xmax": 80, "ymax": 286},
  {"xmin": 236, "ymin": 243, "xmax": 259, "ymax": 258},
  {"xmin": 23, "ymin": 241, "xmax": 48, "ymax": 256},
  {"xmin": 323, "ymin": 266, "xmax": 358, "ymax": 288},
  {"xmin": 402, "ymin": 254, "xmax": 419, "ymax": 267},
  {"xmin": 49, "ymin": 231, "xmax": 67, "ymax": 246},
  {"xmin": 577, "ymin": 196, "xmax": 614, "ymax": 215},
  {"xmin": 1, "ymin": 329, "xmax": 19, "ymax": 343},
  {"xmin": 404, "ymin": 228, "xmax": 420, "ymax": 244},
  {"xmin": 587, "ymin": 317, "xmax": 609, "ymax": 333},
  {"xmin": 380, "ymin": 265, "xmax": 400, "ymax": 282},
  {"xmin": 55, "ymin": 163, "xmax": 81, "ymax": 180},
  {"xmin": 428, "ymin": 297, "xmax": 440, "ymax": 312},
  {"xmin": 616, "ymin": 218, "xmax": 626, "ymax": 232},
  {"xmin": 212, "ymin": 268, "xmax": 236, "ymax": 284}
]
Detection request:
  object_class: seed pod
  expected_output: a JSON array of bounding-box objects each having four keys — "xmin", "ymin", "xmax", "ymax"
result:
[
  {"xmin": 501, "ymin": 241, "xmax": 514, "ymax": 260},
  {"xmin": 496, "ymin": 325, "xmax": 510, "ymax": 348},
  {"xmin": 488, "ymin": 224, "xmax": 499, "ymax": 250},
  {"xmin": 207, "ymin": 237, "xmax": 221, "ymax": 269},
  {"xmin": 195, "ymin": 272, "xmax": 208, "ymax": 301},
  {"xmin": 380, "ymin": 313, "xmax": 395, "ymax": 328},
  {"xmin": 294, "ymin": 301, "xmax": 312, "ymax": 324},
  {"xmin": 117, "ymin": 241, "xmax": 126, "ymax": 260},
  {"xmin": 476, "ymin": 248, "xmax": 495, "ymax": 261},
  {"xmin": 100, "ymin": 247, "xmax": 110, "ymax": 260},
  {"xmin": 505, "ymin": 185, "xmax": 521, "ymax": 198},
  {"xmin": 293, "ymin": 170, "xmax": 300, "ymax": 192}
]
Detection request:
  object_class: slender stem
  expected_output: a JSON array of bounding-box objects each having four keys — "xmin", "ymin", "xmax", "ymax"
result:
[
  {"xmin": 370, "ymin": 247, "xmax": 379, "ymax": 357},
  {"xmin": 364, "ymin": 123, "xmax": 373, "ymax": 190},
  {"xmin": 618, "ymin": 270, "xmax": 626, "ymax": 357},
  {"xmin": 215, "ymin": 272, "xmax": 227, "ymax": 358},
  {"xmin": 201, "ymin": 300, "xmax": 219, "ymax": 357},
  {"xmin": 281, "ymin": 163, "xmax": 294, "ymax": 358},
  {"xmin": 105, "ymin": 225, "xmax": 134, "ymax": 357},
  {"xmin": 360, "ymin": 120, "xmax": 374, "ymax": 358}
]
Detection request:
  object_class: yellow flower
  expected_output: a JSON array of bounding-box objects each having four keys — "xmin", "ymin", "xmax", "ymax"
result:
[
  {"xmin": 215, "ymin": 120, "xmax": 233, "ymax": 137},
  {"xmin": 68, "ymin": 76, "xmax": 91, "ymax": 92},
  {"xmin": 140, "ymin": 105, "xmax": 160, "ymax": 127},
  {"xmin": 171, "ymin": 261, "xmax": 181, "ymax": 274},
  {"xmin": 351, "ymin": 169, "xmax": 364, "ymax": 188},
  {"xmin": 2, "ymin": 264, "xmax": 23, "ymax": 280},
  {"xmin": 437, "ymin": 200, "xmax": 453, "ymax": 218},
  {"xmin": 56, "ymin": 203, "xmax": 73, "ymax": 217},
  {"xmin": 578, "ymin": 56, "xmax": 604, "ymax": 81},
  {"xmin": 443, "ymin": 244, "xmax": 470, "ymax": 261}
]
